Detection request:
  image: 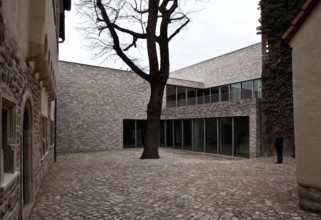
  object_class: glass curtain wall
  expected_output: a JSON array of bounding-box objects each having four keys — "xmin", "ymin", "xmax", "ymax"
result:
[
  {"xmin": 177, "ymin": 87, "xmax": 186, "ymax": 107},
  {"xmin": 234, "ymin": 117, "xmax": 250, "ymax": 158},
  {"xmin": 241, "ymin": 81, "xmax": 253, "ymax": 99},
  {"xmin": 166, "ymin": 85, "xmax": 176, "ymax": 108},
  {"xmin": 123, "ymin": 120, "xmax": 135, "ymax": 148},
  {"xmin": 136, "ymin": 120, "xmax": 147, "ymax": 147},
  {"xmin": 205, "ymin": 118, "xmax": 217, "ymax": 153},
  {"xmin": 211, "ymin": 87, "xmax": 220, "ymax": 102},
  {"xmin": 174, "ymin": 120, "xmax": 183, "ymax": 149},
  {"xmin": 204, "ymin": 89, "xmax": 211, "ymax": 104},
  {"xmin": 187, "ymin": 88, "xmax": 196, "ymax": 105},
  {"xmin": 194, "ymin": 119, "xmax": 204, "ymax": 152},
  {"xmin": 254, "ymin": 79, "xmax": 262, "ymax": 98},
  {"xmin": 219, "ymin": 118, "xmax": 233, "ymax": 156},
  {"xmin": 220, "ymin": 85, "xmax": 229, "ymax": 101},
  {"xmin": 166, "ymin": 120, "xmax": 173, "ymax": 147},
  {"xmin": 196, "ymin": 89, "xmax": 204, "ymax": 105},
  {"xmin": 231, "ymin": 83, "xmax": 241, "ymax": 101},
  {"xmin": 183, "ymin": 120, "xmax": 193, "ymax": 151}
]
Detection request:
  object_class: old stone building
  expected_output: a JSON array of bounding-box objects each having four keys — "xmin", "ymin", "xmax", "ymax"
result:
[
  {"xmin": 0, "ymin": 0, "xmax": 70, "ymax": 219},
  {"xmin": 282, "ymin": 0, "xmax": 321, "ymax": 213},
  {"xmin": 58, "ymin": 43, "xmax": 264, "ymax": 159}
]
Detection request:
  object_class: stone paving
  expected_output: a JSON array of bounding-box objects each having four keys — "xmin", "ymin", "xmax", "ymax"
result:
[{"xmin": 29, "ymin": 149, "xmax": 321, "ymax": 220}]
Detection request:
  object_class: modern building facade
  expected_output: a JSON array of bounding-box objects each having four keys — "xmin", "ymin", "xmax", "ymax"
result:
[
  {"xmin": 58, "ymin": 43, "xmax": 266, "ymax": 159},
  {"xmin": 0, "ymin": 0, "xmax": 70, "ymax": 219},
  {"xmin": 282, "ymin": 0, "xmax": 321, "ymax": 212}
]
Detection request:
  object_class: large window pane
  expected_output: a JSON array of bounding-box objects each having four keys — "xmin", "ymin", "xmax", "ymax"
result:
[
  {"xmin": 254, "ymin": 79, "xmax": 262, "ymax": 99},
  {"xmin": 174, "ymin": 120, "xmax": 182, "ymax": 149},
  {"xmin": 196, "ymin": 89, "xmax": 204, "ymax": 105},
  {"xmin": 231, "ymin": 83, "xmax": 241, "ymax": 101},
  {"xmin": 206, "ymin": 118, "xmax": 217, "ymax": 154},
  {"xmin": 183, "ymin": 120, "xmax": 192, "ymax": 151},
  {"xmin": 166, "ymin": 120, "xmax": 173, "ymax": 147},
  {"xmin": 204, "ymin": 89, "xmax": 210, "ymax": 104},
  {"xmin": 177, "ymin": 87, "xmax": 186, "ymax": 107},
  {"xmin": 242, "ymin": 81, "xmax": 253, "ymax": 99},
  {"xmin": 159, "ymin": 120, "xmax": 165, "ymax": 147},
  {"xmin": 166, "ymin": 85, "xmax": 176, "ymax": 108},
  {"xmin": 123, "ymin": 120, "xmax": 135, "ymax": 148},
  {"xmin": 137, "ymin": 120, "xmax": 147, "ymax": 147},
  {"xmin": 194, "ymin": 119, "xmax": 204, "ymax": 152},
  {"xmin": 234, "ymin": 117, "xmax": 250, "ymax": 158},
  {"xmin": 211, "ymin": 87, "xmax": 219, "ymax": 102},
  {"xmin": 187, "ymin": 88, "xmax": 196, "ymax": 105},
  {"xmin": 219, "ymin": 118, "xmax": 232, "ymax": 156},
  {"xmin": 220, "ymin": 85, "xmax": 229, "ymax": 102}
]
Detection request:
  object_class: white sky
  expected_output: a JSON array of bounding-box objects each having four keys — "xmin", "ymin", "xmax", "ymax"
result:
[{"xmin": 59, "ymin": 0, "xmax": 261, "ymax": 71}]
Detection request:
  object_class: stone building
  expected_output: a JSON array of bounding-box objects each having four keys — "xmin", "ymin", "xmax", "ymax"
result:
[
  {"xmin": 0, "ymin": 0, "xmax": 70, "ymax": 219},
  {"xmin": 282, "ymin": 0, "xmax": 321, "ymax": 213},
  {"xmin": 58, "ymin": 43, "xmax": 264, "ymax": 159}
]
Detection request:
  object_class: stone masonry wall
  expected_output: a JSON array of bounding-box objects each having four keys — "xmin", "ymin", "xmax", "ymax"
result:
[
  {"xmin": 0, "ymin": 2, "xmax": 54, "ymax": 218},
  {"xmin": 57, "ymin": 61, "xmax": 150, "ymax": 153}
]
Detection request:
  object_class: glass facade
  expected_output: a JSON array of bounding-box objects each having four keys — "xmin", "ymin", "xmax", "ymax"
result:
[
  {"xmin": 123, "ymin": 117, "xmax": 250, "ymax": 158},
  {"xmin": 166, "ymin": 79, "xmax": 262, "ymax": 108},
  {"xmin": 231, "ymin": 83, "xmax": 241, "ymax": 101}
]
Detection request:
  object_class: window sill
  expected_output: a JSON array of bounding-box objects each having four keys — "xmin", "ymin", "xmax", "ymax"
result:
[{"xmin": 0, "ymin": 172, "xmax": 19, "ymax": 193}]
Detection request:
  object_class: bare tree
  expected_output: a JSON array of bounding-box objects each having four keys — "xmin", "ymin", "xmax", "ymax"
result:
[{"xmin": 77, "ymin": 0, "xmax": 193, "ymax": 159}]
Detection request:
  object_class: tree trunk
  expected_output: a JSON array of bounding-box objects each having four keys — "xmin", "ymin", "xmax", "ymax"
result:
[{"xmin": 141, "ymin": 81, "xmax": 166, "ymax": 159}]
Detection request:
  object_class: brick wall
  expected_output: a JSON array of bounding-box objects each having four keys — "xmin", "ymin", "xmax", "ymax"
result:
[{"xmin": 57, "ymin": 61, "xmax": 150, "ymax": 153}]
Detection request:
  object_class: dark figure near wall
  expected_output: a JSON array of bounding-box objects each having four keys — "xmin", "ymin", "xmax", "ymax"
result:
[{"xmin": 274, "ymin": 132, "xmax": 284, "ymax": 164}]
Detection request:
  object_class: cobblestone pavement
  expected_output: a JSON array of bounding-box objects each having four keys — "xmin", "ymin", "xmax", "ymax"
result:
[{"xmin": 29, "ymin": 149, "xmax": 321, "ymax": 220}]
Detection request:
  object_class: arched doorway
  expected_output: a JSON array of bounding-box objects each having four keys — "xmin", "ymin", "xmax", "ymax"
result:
[{"xmin": 22, "ymin": 100, "xmax": 34, "ymax": 209}]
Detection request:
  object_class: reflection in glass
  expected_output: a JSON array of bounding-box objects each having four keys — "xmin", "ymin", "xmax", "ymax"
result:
[
  {"xmin": 177, "ymin": 86, "xmax": 186, "ymax": 107},
  {"xmin": 211, "ymin": 87, "xmax": 219, "ymax": 102},
  {"xmin": 196, "ymin": 89, "xmax": 204, "ymax": 105},
  {"xmin": 234, "ymin": 117, "xmax": 250, "ymax": 158},
  {"xmin": 204, "ymin": 89, "xmax": 210, "ymax": 104},
  {"xmin": 219, "ymin": 118, "xmax": 232, "ymax": 156},
  {"xmin": 166, "ymin": 120, "xmax": 173, "ymax": 147},
  {"xmin": 187, "ymin": 88, "xmax": 196, "ymax": 105},
  {"xmin": 194, "ymin": 119, "xmax": 204, "ymax": 152},
  {"xmin": 242, "ymin": 81, "xmax": 253, "ymax": 99},
  {"xmin": 206, "ymin": 118, "xmax": 217, "ymax": 153},
  {"xmin": 254, "ymin": 79, "xmax": 262, "ymax": 98},
  {"xmin": 231, "ymin": 83, "xmax": 241, "ymax": 101},
  {"xmin": 166, "ymin": 85, "xmax": 176, "ymax": 108},
  {"xmin": 220, "ymin": 85, "xmax": 229, "ymax": 101},
  {"xmin": 183, "ymin": 120, "xmax": 192, "ymax": 151},
  {"xmin": 137, "ymin": 120, "xmax": 147, "ymax": 147},
  {"xmin": 174, "ymin": 120, "xmax": 183, "ymax": 149},
  {"xmin": 123, "ymin": 120, "xmax": 135, "ymax": 148}
]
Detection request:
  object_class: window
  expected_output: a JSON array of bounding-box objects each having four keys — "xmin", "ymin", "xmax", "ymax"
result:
[
  {"xmin": 234, "ymin": 117, "xmax": 250, "ymax": 158},
  {"xmin": 183, "ymin": 120, "xmax": 192, "ymax": 151},
  {"xmin": 187, "ymin": 88, "xmax": 196, "ymax": 105},
  {"xmin": 196, "ymin": 89, "xmax": 204, "ymax": 105},
  {"xmin": 177, "ymin": 86, "xmax": 186, "ymax": 107},
  {"xmin": 254, "ymin": 79, "xmax": 262, "ymax": 99},
  {"xmin": 1, "ymin": 96, "xmax": 17, "ymax": 186},
  {"xmin": 231, "ymin": 83, "xmax": 241, "ymax": 101},
  {"xmin": 220, "ymin": 85, "xmax": 230, "ymax": 101},
  {"xmin": 204, "ymin": 89, "xmax": 211, "ymax": 104},
  {"xmin": 206, "ymin": 118, "xmax": 218, "ymax": 154},
  {"xmin": 194, "ymin": 119, "xmax": 204, "ymax": 152},
  {"xmin": 211, "ymin": 87, "xmax": 220, "ymax": 102},
  {"xmin": 174, "ymin": 120, "xmax": 182, "ymax": 149},
  {"xmin": 166, "ymin": 85, "xmax": 176, "ymax": 108},
  {"xmin": 219, "ymin": 118, "xmax": 233, "ymax": 156},
  {"xmin": 123, "ymin": 120, "xmax": 136, "ymax": 148},
  {"xmin": 241, "ymin": 81, "xmax": 253, "ymax": 99}
]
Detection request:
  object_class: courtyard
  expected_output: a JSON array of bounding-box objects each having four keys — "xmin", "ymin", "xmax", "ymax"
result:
[{"xmin": 29, "ymin": 149, "xmax": 320, "ymax": 220}]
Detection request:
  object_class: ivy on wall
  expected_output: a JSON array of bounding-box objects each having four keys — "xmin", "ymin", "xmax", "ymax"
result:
[{"xmin": 258, "ymin": 0, "xmax": 304, "ymax": 153}]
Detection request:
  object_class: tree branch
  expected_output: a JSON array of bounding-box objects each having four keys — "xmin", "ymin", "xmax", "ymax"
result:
[{"xmin": 168, "ymin": 18, "xmax": 190, "ymax": 42}]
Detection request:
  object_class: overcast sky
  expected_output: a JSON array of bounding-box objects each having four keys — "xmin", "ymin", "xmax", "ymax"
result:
[{"xmin": 59, "ymin": 0, "xmax": 261, "ymax": 71}]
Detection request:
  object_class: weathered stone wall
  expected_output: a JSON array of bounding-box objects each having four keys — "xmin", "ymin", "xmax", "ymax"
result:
[
  {"xmin": 57, "ymin": 61, "xmax": 150, "ymax": 153},
  {"xmin": 161, "ymin": 99, "xmax": 262, "ymax": 158},
  {"xmin": 0, "ymin": 1, "xmax": 55, "ymax": 218}
]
